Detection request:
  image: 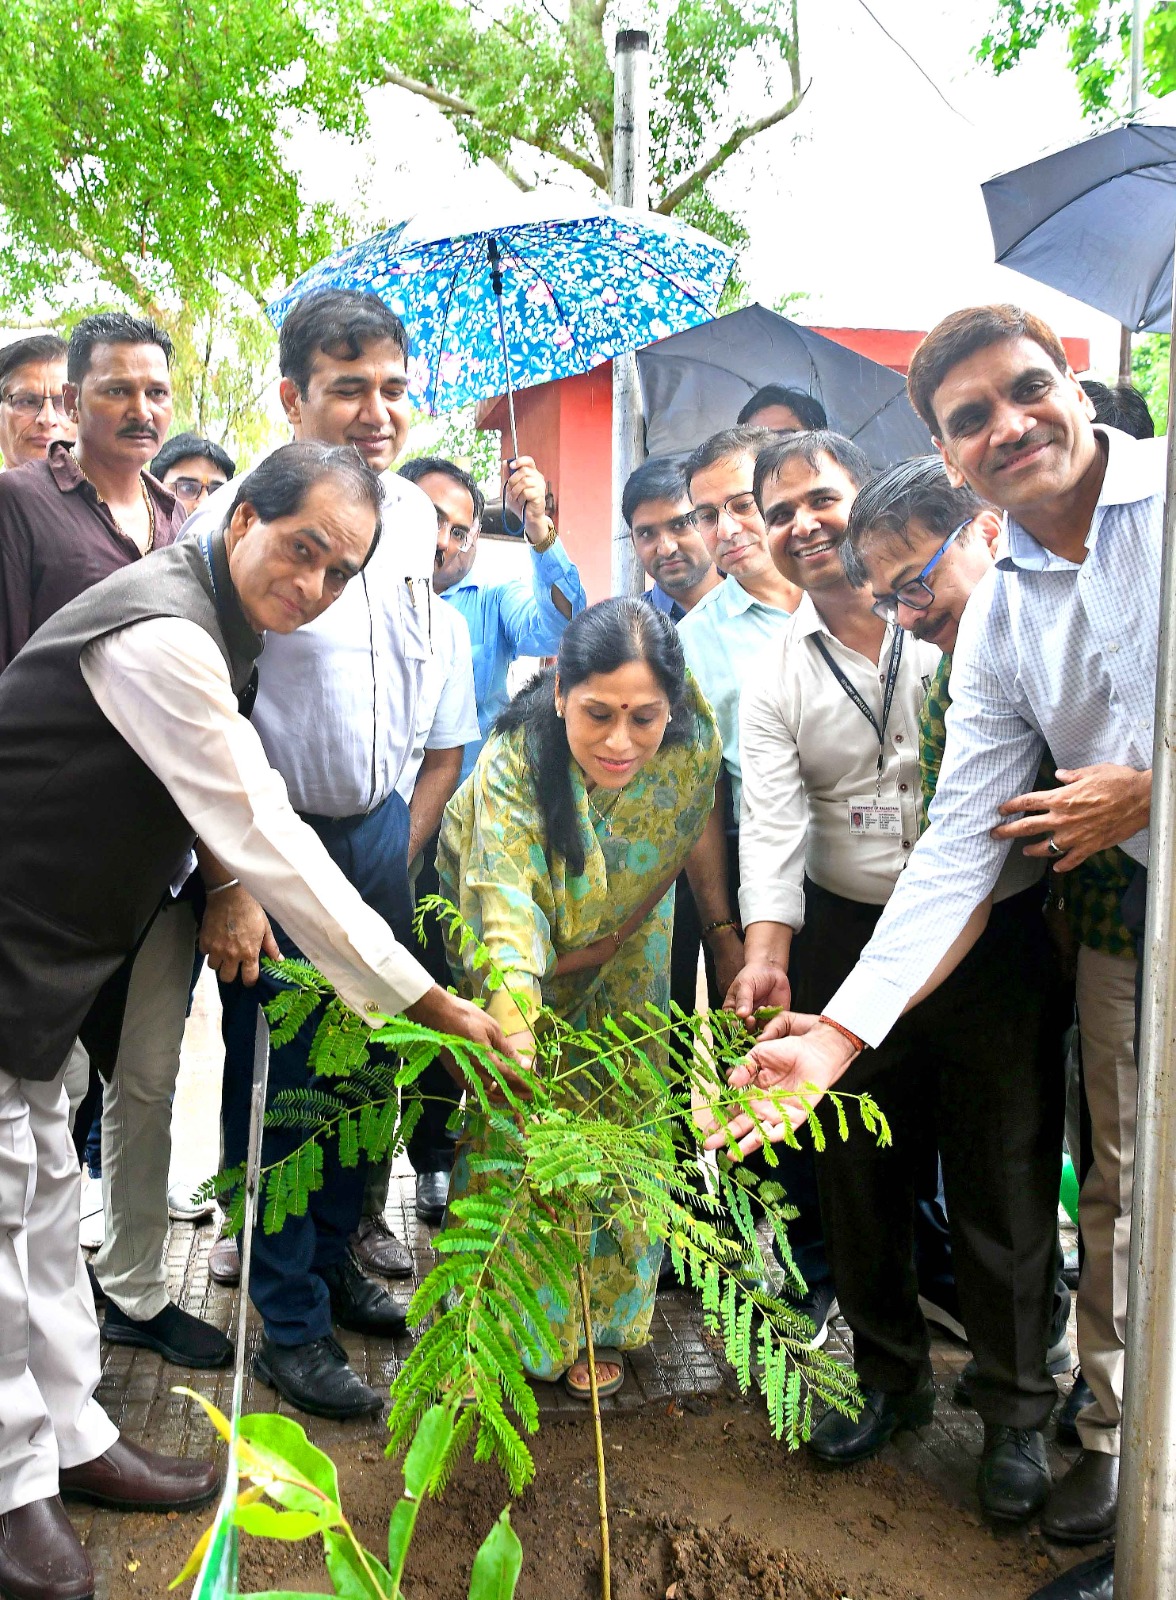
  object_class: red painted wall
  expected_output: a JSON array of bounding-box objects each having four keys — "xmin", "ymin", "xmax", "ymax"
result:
[{"xmin": 812, "ymin": 326, "xmax": 1091, "ymax": 376}]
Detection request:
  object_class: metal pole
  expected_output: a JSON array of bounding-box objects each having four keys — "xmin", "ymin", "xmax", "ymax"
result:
[
  {"xmin": 611, "ymin": 28, "xmax": 651, "ymax": 597},
  {"xmin": 1119, "ymin": 0, "xmax": 1148, "ymax": 381},
  {"xmin": 1114, "ymin": 245, "xmax": 1176, "ymax": 1599}
]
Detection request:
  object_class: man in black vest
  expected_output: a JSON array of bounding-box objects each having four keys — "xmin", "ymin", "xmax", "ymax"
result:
[{"xmin": 0, "ymin": 441, "xmax": 508, "ymax": 1600}]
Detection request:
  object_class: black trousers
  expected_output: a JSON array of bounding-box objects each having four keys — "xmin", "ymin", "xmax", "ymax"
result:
[
  {"xmin": 405, "ymin": 832, "xmax": 461, "ymax": 1174},
  {"xmin": 791, "ymin": 879, "xmax": 1066, "ymax": 1429}
]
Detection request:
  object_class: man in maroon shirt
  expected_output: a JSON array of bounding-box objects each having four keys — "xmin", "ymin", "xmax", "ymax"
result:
[{"xmin": 0, "ymin": 312, "xmax": 184, "ymax": 669}]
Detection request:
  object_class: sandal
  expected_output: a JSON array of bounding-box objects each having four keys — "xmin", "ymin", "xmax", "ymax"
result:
[{"xmin": 563, "ymin": 1348, "xmax": 625, "ymax": 1401}]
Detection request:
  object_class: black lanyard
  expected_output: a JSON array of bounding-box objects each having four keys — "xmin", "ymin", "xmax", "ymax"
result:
[{"xmin": 813, "ymin": 626, "xmax": 903, "ymax": 781}]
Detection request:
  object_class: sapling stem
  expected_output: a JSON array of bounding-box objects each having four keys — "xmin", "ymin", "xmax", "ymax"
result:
[{"xmin": 575, "ymin": 1259, "xmax": 611, "ymax": 1600}]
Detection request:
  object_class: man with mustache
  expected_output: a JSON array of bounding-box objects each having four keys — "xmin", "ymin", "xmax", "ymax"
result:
[
  {"xmin": 0, "ymin": 313, "xmax": 183, "ymax": 668},
  {"xmin": 712, "ymin": 306, "xmax": 1164, "ymax": 1600}
]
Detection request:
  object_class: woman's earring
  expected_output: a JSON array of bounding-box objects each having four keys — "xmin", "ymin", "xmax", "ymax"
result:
[{"xmin": 555, "ymin": 704, "xmax": 565, "ymax": 719}]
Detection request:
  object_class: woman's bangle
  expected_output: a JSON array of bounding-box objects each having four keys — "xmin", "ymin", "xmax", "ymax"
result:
[
  {"xmin": 702, "ymin": 918, "xmax": 740, "ymax": 942},
  {"xmin": 205, "ymin": 878, "xmax": 240, "ymax": 897},
  {"xmin": 817, "ymin": 1014, "xmax": 865, "ymax": 1055}
]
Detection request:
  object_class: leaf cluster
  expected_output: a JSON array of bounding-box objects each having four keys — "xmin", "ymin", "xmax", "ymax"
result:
[{"xmin": 976, "ymin": 1, "xmax": 1176, "ymax": 117}]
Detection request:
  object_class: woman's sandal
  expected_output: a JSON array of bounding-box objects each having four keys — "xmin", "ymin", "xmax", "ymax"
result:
[{"xmin": 563, "ymin": 1348, "xmax": 626, "ymax": 1401}]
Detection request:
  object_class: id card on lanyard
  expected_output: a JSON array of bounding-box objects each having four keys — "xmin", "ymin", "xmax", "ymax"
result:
[{"xmin": 812, "ymin": 628, "xmax": 904, "ymax": 841}]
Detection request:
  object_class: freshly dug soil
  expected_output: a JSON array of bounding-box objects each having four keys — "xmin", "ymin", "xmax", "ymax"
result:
[{"xmin": 104, "ymin": 1394, "xmax": 1060, "ymax": 1599}]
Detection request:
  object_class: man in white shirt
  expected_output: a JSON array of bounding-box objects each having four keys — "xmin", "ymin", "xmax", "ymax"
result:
[
  {"xmin": 732, "ymin": 432, "xmax": 1069, "ymax": 1525},
  {"xmin": 0, "ymin": 440, "xmax": 507, "ymax": 1600},
  {"xmin": 183, "ymin": 288, "xmax": 479, "ymax": 1420},
  {"xmin": 715, "ymin": 307, "xmax": 1160, "ymax": 1595}
]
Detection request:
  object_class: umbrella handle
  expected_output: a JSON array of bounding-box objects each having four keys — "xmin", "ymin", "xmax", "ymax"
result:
[{"xmin": 488, "ymin": 236, "xmax": 524, "ymax": 533}]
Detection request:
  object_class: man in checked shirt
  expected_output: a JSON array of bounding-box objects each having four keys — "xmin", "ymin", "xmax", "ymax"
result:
[{"xmin": 714, "ymin": 305, "xmax": 1164, "ymax": 1600}]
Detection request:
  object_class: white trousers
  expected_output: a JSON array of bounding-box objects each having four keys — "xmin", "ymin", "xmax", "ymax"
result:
[
  {"xmin": 93, "ymin": 899, "xmax": 198, "ymax": 1319},
  {"xmin": 0, "ymin": 1067, "xmax": 118, "ymax": 1515},
  {"xmin": 1073, "ymin": 943, "xmax": 1139, "ymax": 1456}
]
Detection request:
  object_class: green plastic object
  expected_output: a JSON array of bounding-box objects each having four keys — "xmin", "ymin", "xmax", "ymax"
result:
[{"xmin": 1060, "ymin": 1153, "xmax": 1080, "ymax": 1226}]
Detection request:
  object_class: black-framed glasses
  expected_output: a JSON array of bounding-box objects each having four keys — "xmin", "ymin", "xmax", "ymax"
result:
[
  {"xmin": 1, "ymin": 390, "xmax": 69, "ymax": 419},
  {"xmin": 692, "ymin": 491, "xmax": 760, "ymax": 536},
  {"xmin": 168, "ymin": 475, "xmax": 226, "ymax": 504},
  {"xmin": 631, "ymin": 511, "xmax": 698, "ymax": 545},
  {"xmin": 870, "ymin": 518, "xmax": 972, "ymax": 623}
]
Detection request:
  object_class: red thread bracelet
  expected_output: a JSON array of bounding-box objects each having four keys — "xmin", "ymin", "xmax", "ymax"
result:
[{"xmin": 818, "ymin": 1015, "xmax": 866, "ymax": 1054}]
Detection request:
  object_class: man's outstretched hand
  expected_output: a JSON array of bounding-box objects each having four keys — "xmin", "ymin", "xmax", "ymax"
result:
[
  {"xmin": 404, "ymin": 985, "xmax": 530, "ymax": 1096},
  {"xmin": 704, "ymin": 1016, "xmax": 860, "ymax": 1158}
]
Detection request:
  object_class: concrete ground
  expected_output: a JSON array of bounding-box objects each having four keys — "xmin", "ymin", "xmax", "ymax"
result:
[{"xmin": 74, "ymin": 969, "xmax": 1103, "ymax": 1596}]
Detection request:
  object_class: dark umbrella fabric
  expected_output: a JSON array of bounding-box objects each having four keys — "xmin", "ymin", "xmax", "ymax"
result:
[
  {"xmin": 982, "ymin": 99, "xmax": 1176, "ymax": 334},
  {"xmin": 636, "ymin": 304, "xmax": 932, "ymax": 469}
]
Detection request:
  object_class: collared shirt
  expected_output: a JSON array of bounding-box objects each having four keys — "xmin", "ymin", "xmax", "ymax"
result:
[
  {"xmin": 442, "ymin": 537, "xmax": 586, "ymax": 778},
  {"xmin": 183, "ymin": 468, "xmax": 439, "ymax": 818},
  {"xmin": 80, "ymin": 617, "xmax": 433, "ymax": 1018},
  {"xmin": 739, "ymin": 592, "xmax": 939, "ymax": 930},
  {"xmin": 395, "ymin": 597, "xmax": 481, "ymax": 803},
  {"xmin": 828, "ymin": 425, "xmax": 1165, "ymax": 1047},
  {"xmin": 677, "ymin": 576, "xmax": 794, "ymax": 823},
  {"xmin": 644, "ymin": 583, "xmax": 687, "ymax": 623},
  {"xmin": 0, "ymin": 440, "xmax": 185, "ymax": 669}
]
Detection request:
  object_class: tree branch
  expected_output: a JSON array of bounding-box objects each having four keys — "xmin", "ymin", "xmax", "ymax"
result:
[
  {"xmin": 380, "ymin": 67, "xmax": 608, "ymax": 188},
  {"xmin": 655, "ymin": 82, "xmax": 808, "ymax": 215},
  {"xmin": 488, "ymin": 153, "xmax": 536, "ymax": 192}
]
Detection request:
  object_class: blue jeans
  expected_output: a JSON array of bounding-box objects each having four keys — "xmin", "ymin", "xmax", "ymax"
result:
[{"xmin": 220, "ymin": 791, "xmax": 412, "ymax": 1346}]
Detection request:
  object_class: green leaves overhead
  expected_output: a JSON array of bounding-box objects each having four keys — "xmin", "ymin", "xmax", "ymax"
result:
[{"xmin": 977, "ymin": 1, "xmax": 1176, "ymax": 117}]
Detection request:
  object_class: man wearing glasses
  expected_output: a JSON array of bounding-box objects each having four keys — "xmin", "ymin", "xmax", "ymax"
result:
[
  {"xmin": 150, "ymin": 431, "xmax": 236, "ymax": 513},
  {"xmin": 729, "ymin": 429, "xmax": 1069, "ymax": 1526},
  {"xmin": 0, "ymin": 335, "xmax": 76, "ymax": 470}
]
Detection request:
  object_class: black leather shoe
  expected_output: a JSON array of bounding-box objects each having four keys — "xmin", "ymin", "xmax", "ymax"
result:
[
  {"xmin": 1041, "ymin": 1451, "xmax": 1119, "ymax": 1544},
  {"xmin": 253, "ymin": 1334, "xmax": 383, "ymax": 1420},
  {"xmin": 415, "ymin": 1169, "xmax": 450, "ymax": 1225},
  {"xmin": 807, "ymin": 1381, "xmax": 934, "ymax": 1464},
  {"xmin": 977, "ymin": 1424, "xmax": 1051, "ymax": 1523},
  {"xmin": 322, "ymin": 1249, "xmax": 409, "ymax": 1336},
  {"xmin": 1027, "ymin": 1552, "xmax": 1115, "ymax": 1599},
  {"xmin": 102, "ymin": 1300, "xmax": 233, "ymax": 1368},
  {"xmin": 1056, "ymin": 1370, "xmax": 1095, "ymax": 1447},
  {"xmin": 0, "ymin": 1496, "xmax": 93, "ymax": 1600},
  {"xmin": 59, "ymin": 1437, "xmax": 219, "ymax": 1512}
]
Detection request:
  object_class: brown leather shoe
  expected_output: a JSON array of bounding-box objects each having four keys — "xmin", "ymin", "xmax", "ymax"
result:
[
  {"xmin": 0, "ymin": 1495, "xmax": 93, "ymax": 1600},
  {"xmin": 208, "ymin": 1233, "xmax": 241, "ymax": 1286},
  {"xmin": 59, "ymin": 1438, "xmax": 220, "ymax": 1513}
]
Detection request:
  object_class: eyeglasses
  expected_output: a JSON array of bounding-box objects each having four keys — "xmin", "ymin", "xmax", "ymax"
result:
[
  {"xmin": 631, "ymin": 511, "xmax": 698, "ymax": 545},
  {"xmin": 1, "ymin": 390, "xmax": 69, "ymax": 419},
  {"xmin": 168, "ymin": 476, "xmax": 226, "ymax": 504},
  {"xmin": 435, "ymin": 508, "xmax": 476, "ymax": 552},
  {"xmin": 870, "ymin": 518, "xmax": 972, "ymax": 624},
  {"xmin": 692, "ymin": 492, "xmax": 760, "ymax": 536}
]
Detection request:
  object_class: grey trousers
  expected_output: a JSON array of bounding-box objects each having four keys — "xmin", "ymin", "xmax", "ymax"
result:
[{"xmin": 1073, "ymin": 943, "xmax": 1139, "ymax": 1456}]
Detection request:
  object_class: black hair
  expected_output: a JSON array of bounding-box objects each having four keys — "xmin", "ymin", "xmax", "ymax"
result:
[
  {"xmin": 684, "ymin": 425, "xmax": 777, "ymax": 490},
  {"xmin": 150, "ymin": 431, "xmax": 237, "ymax": 482},
  {"xmin": 1082, "ymin": 379, "xmax": 1156, "ymax": 440},
  {"xmin": 495, "ymin": 598, "xmax": 693, "ymax": 877},
  {"xmin": 621, "ymin": 454, "xmax": 691, "ymax": 528},
  {"xmin": 399, "ymin": 454, "xmax": 485, "ymax": 523},
  {"xmin": 278, "ymin": 288, "xmax": 409, "ymax": 396},
  {"xmin": 67, "ymin": 313, "xmax": 174, "ymax": 385},
  {"xmin": 0, "ymin": 334, "xmax": 67, "ymax": 396},
  {"xmin": 841, "ymin": 455, "xmax": 985, "ymax": 588},
  {"xmin": 752, "ymin": 428, "xmax": 873, "ymax": 514},
  {"xmin": 736, "ymin": 384, "xmax": 828, "ymax": 431},
  {"xmin": 223, "ymin": 440, "xmax": 383, "ymax": 569}
]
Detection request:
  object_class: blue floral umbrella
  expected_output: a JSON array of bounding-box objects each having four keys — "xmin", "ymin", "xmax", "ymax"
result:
[{"xmin": 266, "ymin": 186, "xmax": 734, "ymax": 456}]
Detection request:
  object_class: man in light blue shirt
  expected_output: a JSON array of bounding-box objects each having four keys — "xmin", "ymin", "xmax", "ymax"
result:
[
  {"xmin": 678, "ymin": 426, "xmax": 801, "ymax": 824},
  {"xmin": 404, "ymin": 454, "xmax": 587, "ymax": 779}
]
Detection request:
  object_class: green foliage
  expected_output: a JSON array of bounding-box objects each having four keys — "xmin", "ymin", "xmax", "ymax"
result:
[
  {"xmin": 175, "ymin": 1394, "xmax": 520, "ymax": 1599},
  {"xmin": 245, "ymin": 903, "xmax": 883, "ymax": 1508},
  {"xmin": 1132, "ymin": 332, "xmax": 1170, "ymax": 432},
  {"xmin": 976, "ymin": 1, "xmax": 1176, "ymax": 116}
]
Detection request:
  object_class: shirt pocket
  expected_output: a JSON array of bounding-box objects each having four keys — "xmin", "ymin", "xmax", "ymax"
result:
[{"xmin": 397, "ymin": 576, "xmax": 433, "ymax": 664}]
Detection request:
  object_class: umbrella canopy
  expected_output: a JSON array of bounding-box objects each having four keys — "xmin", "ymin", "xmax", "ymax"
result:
[
  {"xmin": 636, "ymin": 304, "xmax": 932, "ymax": 468},
  {"xmin": 982, "ymin": 96, "xmax": 1176, "ymax": 334},
  {"xmin": 266, "ymin": 187, "xmax": 734, "ymax": 416}
]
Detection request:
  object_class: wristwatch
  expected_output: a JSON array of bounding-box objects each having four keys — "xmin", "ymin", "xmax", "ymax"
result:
[{"xmin": 527, "ymin": 515, "xmax": 558, "ymax": 553}]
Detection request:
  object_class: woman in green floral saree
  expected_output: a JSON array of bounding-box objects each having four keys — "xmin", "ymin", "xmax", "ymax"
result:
[{"xmin": 437, "ymin": 598, "xmax": 721, "ymax": 1398}]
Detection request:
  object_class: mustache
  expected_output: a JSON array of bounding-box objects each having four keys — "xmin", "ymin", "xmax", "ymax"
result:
[
  {"xmin": 995, "ymin": 426, "xmax": 1051, "ymax": 464},
  {"xmin": 117, "ymin": 425, "xmax": 159, "ymax": 441}
]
